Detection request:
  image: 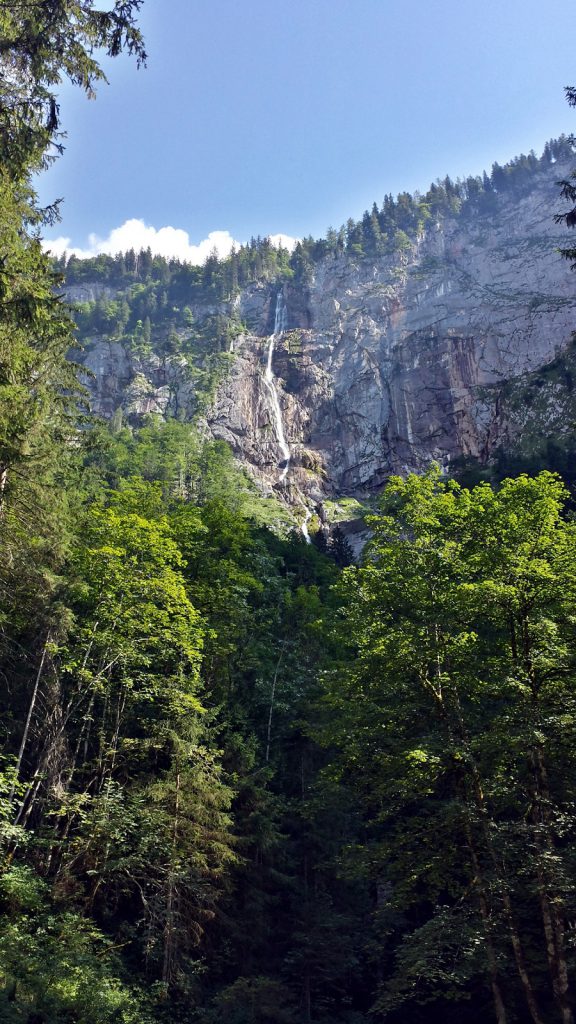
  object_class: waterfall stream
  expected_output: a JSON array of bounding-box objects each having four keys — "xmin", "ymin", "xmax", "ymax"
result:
[
  {"xmin": 264, "ymin": 292, "xmax": 311, "ymax": 543},
  {"xmin": 264, "ymin": 293, "xmax": 291, "ymax": 483},
  {"xmin": 301, "ymin": 506, "xmax": 312, "ymax": 544}
]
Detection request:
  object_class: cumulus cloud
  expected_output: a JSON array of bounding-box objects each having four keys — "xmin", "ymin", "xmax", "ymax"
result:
[
  {"xmin": 43, "ymin": 219, "xmax": 299, "ymax": 264},
  {"xmin": 268, "ymin": 233, "xmax": 299, "ymax": 251}
]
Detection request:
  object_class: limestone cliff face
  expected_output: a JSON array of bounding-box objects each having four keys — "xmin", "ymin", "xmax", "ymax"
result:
[
  {"xmin": 75, "ymin": 158, "xmax": 576, "ymax": 506},
  {"xmin": 82, "ymin": 339, "xmax": 196, "ymax": 420},
  {"xmin": 208, "ymin": 161, "xmax": 576, "ymax": 500}
]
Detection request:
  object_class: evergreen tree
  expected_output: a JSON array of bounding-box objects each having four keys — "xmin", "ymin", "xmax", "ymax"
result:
[
  {"xmin": 0, "ymin": 0, "xmax": 145, "ymax": 176},
  {"xmin": 554, "ymin": 89, "xmax": 576, "ymax": 263}
]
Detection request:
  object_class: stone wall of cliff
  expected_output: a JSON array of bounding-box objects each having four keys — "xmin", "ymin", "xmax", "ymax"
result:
[
  {"xmin": 207, "ymin": 159, "xmax": 576, "ymax": 501},
  {"xmin": 72, "ymin": 157, "xmax": 576, "ymax": 510}
]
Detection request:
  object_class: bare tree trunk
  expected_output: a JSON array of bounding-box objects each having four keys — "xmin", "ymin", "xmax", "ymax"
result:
[
  {"xmin": 511, "ymin": 598, "xmax": 573, "ymax": 1024},
  {"xmin": 10, "ymin": 634, "xmax": 50, "ymax": 807},
  {"xmin": 504, "ymin": 902, "xmax": 546, "ymax": 1024},
  {"xmin": 302, "ymin": 749, "xmax": 312, "ymax": 1020},
  {"xmin": 537, "ymin": 879, "xmax": 573, "ymax": 1024},
  {"xmin": 0, "ymin": 464, "xmax": 8, "ymax": 517},
  {"xmin": 449, "ymin": 690, "xmax": 544, "ymax": 1024},
  {"xmin": 14, "ymin": 774, "xmax": 42, "ymax": 828},
  {"xmin": 265, "ymin": 646, "xmax": 285, "ymax": 763},
  {"xmin": 302, "ymin": 967, "xmax": 312, "ymax": 1024},
  {"xmin": 103, "ymin": 684, "xmax": 126, "ymax": 786},
  {"xmin": 469, "ymin": 766, "xmax": 544, "ymax": 1024},
  {"xmin": 429, "ymin": 621, "xmax": 508, "ymax": 1024}
]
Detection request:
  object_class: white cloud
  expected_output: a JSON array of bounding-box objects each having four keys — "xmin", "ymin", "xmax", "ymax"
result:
[
  {"xmin": 43, "ymin": 219, "xmax": 299, "ymax": 264},
  {"xmin": 45, "ymin": 236, "xmax": 75, "ymax": 259},
  {"xmin": 268, "ymin": 233, "xmax": 299, "ymax": 251}
]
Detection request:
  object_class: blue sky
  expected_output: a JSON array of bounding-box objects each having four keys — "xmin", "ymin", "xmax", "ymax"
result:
[{"xmin": 41, "ymin": 0, "xmax": 576, "ymax": 261}]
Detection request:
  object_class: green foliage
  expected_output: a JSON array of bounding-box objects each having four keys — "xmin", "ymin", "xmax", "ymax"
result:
[
  {"xmin": 65, "ymin": 499, "xmax": 205, "ymax": 712},
  {"xmin": 0, "ymin": 172, "xmax": 82, "ymax": 507},
  {"xmin": 206, "ymin": 976, "xmax": 296, "ymax": 1023},
  {"xmin": 0, "ymin": 0, "xmax": 145, "ymax": 176},
  {"xmin": 321, "ymin": 467, "xmax": 576, "ymax": 1020},
  {"xmin": 0, "ymin": 867, "xmax": 151, "ymax": 1023},
  {"xmin": 9, "ymin": 400, "xmax": 576, "ymax": 1023}
]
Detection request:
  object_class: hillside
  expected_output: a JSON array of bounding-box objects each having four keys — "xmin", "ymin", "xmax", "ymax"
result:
[{"xmin": 64, "ymin": 138, "xmax": 576, "ymax": 526}]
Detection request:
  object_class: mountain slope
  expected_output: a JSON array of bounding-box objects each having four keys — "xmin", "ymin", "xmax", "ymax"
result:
[{"xmin": 66, "ymin": 143, "xmax": 576, "ymax": 518}]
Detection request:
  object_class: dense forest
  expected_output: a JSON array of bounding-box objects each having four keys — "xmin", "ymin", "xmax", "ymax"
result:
[{"xmin": 3, "ymin": 4, "xmax": 576, "ymax": 1024}]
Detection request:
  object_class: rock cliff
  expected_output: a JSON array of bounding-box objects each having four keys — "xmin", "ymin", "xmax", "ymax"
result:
[
  {"xmin": 208, "ymin": 160, "xmax": 576, "ymax": 500},
  {"xmin": 74, "ymin": 156, "xmax": 576, "ymax": 516}
]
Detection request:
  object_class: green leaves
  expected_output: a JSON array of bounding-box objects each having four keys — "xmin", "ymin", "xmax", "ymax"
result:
[
  {"xmin": 64, "ymin": 500, "xmax": 206, "ymax": 731},
  {"xmin": 321, "ymin": 467, "xmax": 576, "ymax": 1017},
  {"xmin": 0, "ymin": 0, "xmax": 145, "ymax": 175},
  {"xmin": 0, "ymin": 883, "xmax": 153, "ymax": 1023}
]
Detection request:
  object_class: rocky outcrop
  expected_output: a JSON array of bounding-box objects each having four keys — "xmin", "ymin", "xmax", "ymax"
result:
[{"xmin": 81, "ymin": 339, "xmax": 196, "ymax": 419}]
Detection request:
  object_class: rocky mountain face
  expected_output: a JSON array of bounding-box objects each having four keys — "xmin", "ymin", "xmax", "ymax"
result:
[{"xmin": 76, "ymin": 157, "xmax": 576, "ymax": 518}]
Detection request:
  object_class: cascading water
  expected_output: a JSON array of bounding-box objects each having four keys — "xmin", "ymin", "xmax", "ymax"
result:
[
  {"xmin": 264, "ymin": 292, "xmax": 311, "ymax": 544},
  {"xmin": 264, "ymin": 293, "xmax": 291, "ymax": 483},
  {"xmin": 301, "ymin": 506, "xmax": 312, "ymax": 544}
]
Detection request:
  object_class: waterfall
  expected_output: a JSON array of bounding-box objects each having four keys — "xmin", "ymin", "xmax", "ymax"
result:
[
  {"xmin": 264, "ymin": 291, "xmax": 312, "ymax": 544},
  {"xmin": 264, "ymin": 292, "xmax": 291, "ymax": 483},
  {"xmin": 301, "ymin": 505, "xmax": 312, "ymax": 544}
]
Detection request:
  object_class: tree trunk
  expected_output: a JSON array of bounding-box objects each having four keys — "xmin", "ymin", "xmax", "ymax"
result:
[
  {"xmin": 463, "ymin": 819, "xmax": 508, "ymax": 1024},
  {"xmin": 0, "ymin": 464, "xmax": 8, "ymax": 517},
  {"xmin": 10, "ymin": 635, "xmax": 50, "ymax": 808},
  {"xmin": 449, "ymin": 693, "xmax": 544, "ymax": 1024},
  {"xmin": 512, "ymin": 598, "xmax": 573, "ymax": 1023},
  {"xmin": 265, "ymin": 646, "xmax": 285, "ymax": 763},
  {"xmin": 531, "ymin": 746, "xmax": 573, "ymax": 1024}
]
